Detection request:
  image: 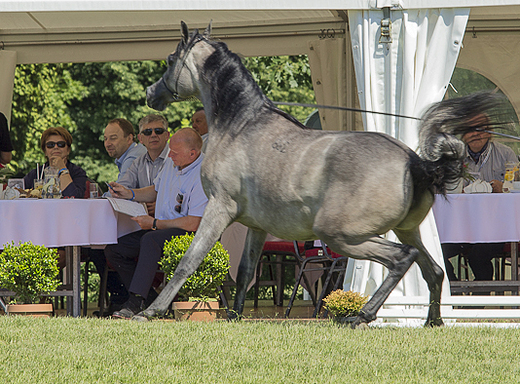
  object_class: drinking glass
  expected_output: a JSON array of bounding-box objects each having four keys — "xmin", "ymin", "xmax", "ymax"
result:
[
  {"xmin": 89, "ymin": 183, "xmax": 99, "ymax": 199},
  {"xmin": 42, "ymin": 167, "xmax": 62, "ymax": 199}
]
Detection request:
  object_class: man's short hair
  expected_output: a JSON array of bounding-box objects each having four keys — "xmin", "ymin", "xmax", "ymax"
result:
[
  {"xmin": 108, "ymin": 118, "xmax": 135, "ymax": 137},
  {"xmin": 176, "ymin": 127, "xmax": 203, "ymax": 152},
  {"xmin": 138, "ymin": 114, "xmax": 169, "ymax": 133}
]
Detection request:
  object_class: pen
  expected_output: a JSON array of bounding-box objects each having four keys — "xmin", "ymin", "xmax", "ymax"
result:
[{"xmin": 105, "ymin": 182, "xmax": 114, "ymax": 191}]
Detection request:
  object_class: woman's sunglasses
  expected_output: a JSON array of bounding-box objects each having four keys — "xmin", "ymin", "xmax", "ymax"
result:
[
  {"xmin": 141, "ymin": 128, "xmax": 167, "ymax": 136},
  {"xmin": 46, "ymin": 141, "xmax": 67, "ymax": 149}
]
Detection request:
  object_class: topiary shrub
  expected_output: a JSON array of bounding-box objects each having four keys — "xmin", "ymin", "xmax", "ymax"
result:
[
  {"xmin": 160, "ymin": 233, "xmax": 230, "ymax": 301},
  {"xmin": 0, "ymin": 241, "xmax": 60, "ymax": 304},
  {"xmin": 323, "ymin": 289, "xmax": 368, "ymax": 318}
]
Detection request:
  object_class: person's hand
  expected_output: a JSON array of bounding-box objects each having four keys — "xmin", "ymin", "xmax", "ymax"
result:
[
  {"xmin": 146, "ymin": 201, "xmax": 156, "ymax": 217},
  {"xmin": 108, "ymin": 182, "xmax": 133, "ymax": 199},
  {"xmin": 131, "ymin": 215, "xmax": 154, "ymax": 229},
  {"xmin": 490, "ymin": 179, "xmax": 503, "ymax": 193},
  {"xmin": 48, "ymin": 154, "xmax": 67, "ymax": 170}
]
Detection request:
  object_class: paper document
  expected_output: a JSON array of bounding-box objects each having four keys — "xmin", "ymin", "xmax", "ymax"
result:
[{"xmin": 105, "ymin": 197, "xmax": 148, "ymax": 217}]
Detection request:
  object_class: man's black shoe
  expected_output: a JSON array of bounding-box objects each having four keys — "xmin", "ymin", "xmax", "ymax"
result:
[
  {"xmin": 112, "ymin": 293, "xmax": 144, "ymax": 320},
  {"xmin": 92, "ymin": 302, "xmax": 124, "ymax": 318}
]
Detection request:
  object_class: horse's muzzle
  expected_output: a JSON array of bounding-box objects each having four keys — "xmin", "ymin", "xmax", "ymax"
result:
[{"xmin": 146, "ymin": 80, "xmax": 174, "ymax": 111}]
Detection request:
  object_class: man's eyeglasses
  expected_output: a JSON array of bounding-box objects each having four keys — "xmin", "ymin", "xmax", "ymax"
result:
[
  {"xmin": 46, "ymin": 141, "xmax": 67, "ymax": 149},
  {"xmin": 141, "ymin": 128, "xmax": 167, "ymax": 136},
  {"xmin": 174, "ymin": 193, "xmax": 184, "ymax": 213}
]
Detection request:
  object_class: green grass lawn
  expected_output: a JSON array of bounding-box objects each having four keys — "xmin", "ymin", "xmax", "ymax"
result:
[{"xmin": 1, "ymin": 316, "xmax": 520, "ymax": 383}]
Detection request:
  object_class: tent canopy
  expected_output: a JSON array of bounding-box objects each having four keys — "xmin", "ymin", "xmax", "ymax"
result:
[
  {"xmin": 3, "ymin": 1, "xmax": 520, "ymax": 127},
  {"xmin": 1, "ymin": 2, "xmax": 520, "ymax": 63}
]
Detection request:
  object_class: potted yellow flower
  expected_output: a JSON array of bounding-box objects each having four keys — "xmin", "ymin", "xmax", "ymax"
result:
[{"xmin": 323, "ymin": 289, "xmax": 368, "ymax": 324}]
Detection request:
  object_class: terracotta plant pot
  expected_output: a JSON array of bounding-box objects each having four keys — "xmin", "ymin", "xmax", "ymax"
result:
[
  {"xmin": 6, "ymin": 303, "xmax": 53, "ymax": 318},
  {"xmin": 172, "ymin": 301, "xmax": 219, "ymax": 322}
]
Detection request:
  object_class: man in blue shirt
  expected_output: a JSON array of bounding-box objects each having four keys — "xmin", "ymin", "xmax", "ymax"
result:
[
  {"xmin": 105, "ymin": 128, "xmax": 208, "ymax": 319},
  {"xmin": 103, "ymin": 118, "xmax": 146, "ymax": 181},
  {"xmin": 94, "ymin": 118, "xmax": 146, "ymax": 316},
  {"xmin": 116, "ymin": 114, "xmax": 171, "ymax": 217}
]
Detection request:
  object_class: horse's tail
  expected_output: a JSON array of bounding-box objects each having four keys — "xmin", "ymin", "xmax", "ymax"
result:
[{"xmin": 417, "ymin": 91, "xmax": 506, "ymax": 195}]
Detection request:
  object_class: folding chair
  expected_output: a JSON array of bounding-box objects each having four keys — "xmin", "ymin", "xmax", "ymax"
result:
[
  {"xmin": 254, "ymin": 241, "xmax": 305, "ymax": 307},
  {"xmin": 285, "ymin": 241, "xmax": 348, "ymax": 318}
]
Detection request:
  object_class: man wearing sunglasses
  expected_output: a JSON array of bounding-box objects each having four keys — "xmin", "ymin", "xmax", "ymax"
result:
[
  {"xmin": 115, "ymin": 114, "xmax": 171, "ymax": 217},
  {"xmin": 105, "ymin": 128, "xmax": 208, "ymax": 319}
]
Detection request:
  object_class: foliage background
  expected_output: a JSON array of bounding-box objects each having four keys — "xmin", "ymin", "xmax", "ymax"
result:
[
  {"xmin": 8, "ymin": 56, "xmax": 315, "ymax": 187},
  {"xmin": 8, "ymin": 60, "xmax": 520, "ymax": 188}
]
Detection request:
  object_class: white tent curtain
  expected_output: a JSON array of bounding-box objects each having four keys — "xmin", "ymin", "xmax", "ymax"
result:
[
  {"xmin": 344, "ymin": 8, "xmax": 470, "ymax": 309},
  {"xmin": 0, "ymin": 50, "xmax": 17, "ymax": 122}
]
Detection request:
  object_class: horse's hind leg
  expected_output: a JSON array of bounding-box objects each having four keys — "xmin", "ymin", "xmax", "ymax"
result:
[
  {"xmin": 229, "ymin": 228, "xmax": 267, "ymax": 320},
  {"xmin": 394, "ymin": 228, "xmax": 444, "ymax": 327},
  {"xmin": 322, "ymin": 236, "xmax": 419, "ymax": 328}
]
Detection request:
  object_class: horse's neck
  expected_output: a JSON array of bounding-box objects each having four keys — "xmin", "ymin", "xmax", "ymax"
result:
[{"xmin": 199, "ymin": 51, "xmax": 268, "ymax": 132}]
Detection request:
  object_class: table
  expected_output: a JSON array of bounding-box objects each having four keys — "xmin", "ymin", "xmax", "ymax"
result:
[
  {"xmin": 0, "ymin": 199, "xmax": 140, "ymax": 316},
  {"xmin": 432, "ymin": 193, "xmax": 520, "ymax": 292}
]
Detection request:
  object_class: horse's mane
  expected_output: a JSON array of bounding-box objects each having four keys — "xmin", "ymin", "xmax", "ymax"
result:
[{"xmin": 198, "ymin": 34, "xmax": 308, "ymax": 130}]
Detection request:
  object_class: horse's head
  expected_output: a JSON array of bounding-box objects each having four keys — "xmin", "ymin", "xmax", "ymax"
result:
[{"xmin": 146, "ymin": 21, "xmax": 213, "ymax": 111}]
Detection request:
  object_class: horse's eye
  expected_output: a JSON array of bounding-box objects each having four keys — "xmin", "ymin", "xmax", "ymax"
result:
[{"xmin": 167, "ymin": 54, "xmax": 174, "ymax": 66}]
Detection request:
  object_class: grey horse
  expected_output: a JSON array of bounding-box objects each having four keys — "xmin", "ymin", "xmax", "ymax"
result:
[{"xmin": 142, "ymin": 21, "xmax": 501, "ymax": 327}]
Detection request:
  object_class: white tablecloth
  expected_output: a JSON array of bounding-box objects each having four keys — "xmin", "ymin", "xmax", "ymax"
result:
[
  {"xmin": 432, "ymin": 193, "xmax": 520, "ymax": 243},
  {"xmin": 0, "ymin": 198, "xmax": 140, "ymax": 317},
  {"xmin": 0, "ymin": 199, "xmax": 139, "ymax": 248}
]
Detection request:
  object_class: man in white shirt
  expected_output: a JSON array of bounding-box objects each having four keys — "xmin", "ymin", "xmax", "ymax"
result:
[{"xmin": 105, "ymin": 128, "xmax": 208, "ymax": 319}]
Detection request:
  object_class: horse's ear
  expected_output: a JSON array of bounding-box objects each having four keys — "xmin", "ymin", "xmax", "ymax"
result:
[
  {"xmin": 181, "ymin": 21, "xmax": 189, "ymax": 44},
  {"xmin": 203, "ymin": 20, "xmax": 212, "ymax": 38}
]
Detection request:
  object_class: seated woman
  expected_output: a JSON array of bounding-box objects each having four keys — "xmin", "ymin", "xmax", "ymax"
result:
[{"xmin": 24, "ymin": 126, "xmax": 87, "ymax": 198}]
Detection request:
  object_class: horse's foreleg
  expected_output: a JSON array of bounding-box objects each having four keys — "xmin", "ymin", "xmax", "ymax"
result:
[
  {"xmin": 229, "ymin": 228, "xmax": 267, "ymax": 320},
  {"xmin": 394, "ymin": 228, "xmax": 444, "ymax": 327},
  {"xmin": 135, "ymin": 203, "xmax": 232, "ymax": 321}
]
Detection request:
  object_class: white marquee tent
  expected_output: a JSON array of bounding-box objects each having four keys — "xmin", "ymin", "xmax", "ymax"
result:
[{"xmin": 2, "ymin": 0, "xmax": 520, "ymax": 320}]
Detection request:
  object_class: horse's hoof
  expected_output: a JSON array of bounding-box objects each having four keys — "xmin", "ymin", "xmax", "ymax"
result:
[
  {"xmin": 424, "ymin": 317, "xmax": 444, "ymax": 327},
  {"xmin": 226, "ymin": 309, "xmax": 242, "ymax": 321},
  {"xmin": 131, "ymin": 312, "xmax": 149, "ymax": 322},
  {"xmin": 350, "ymin": 316, "xmax": 370, "ymax": 330},
  {"xmin": 131, "ymin": 308, "xmax": 162, "ymax": 321}
]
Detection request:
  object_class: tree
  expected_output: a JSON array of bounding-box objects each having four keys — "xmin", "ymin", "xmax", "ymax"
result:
[
  {"xmin": 10, "ymin": 63, "xmax": 87, "ymax": 176},
  {"xmin": 243, "ymin": 55, "xmax": 315, "ymax": 123},
  {"xmin": 10, "ymin": 55, "xmax": 315, "ymax": 183}
]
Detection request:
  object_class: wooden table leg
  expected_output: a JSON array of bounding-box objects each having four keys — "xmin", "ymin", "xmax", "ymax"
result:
[
  {"xmin": 65, "ymin": 246, "xmax": 81, "ymax": 317},
  {"xmin": 72, "ymin": 246, "xmax": 81, "ymax": 317},
  {"xmin": 512, "ymin": 242, "xmax": 518, "ymax": 283}
]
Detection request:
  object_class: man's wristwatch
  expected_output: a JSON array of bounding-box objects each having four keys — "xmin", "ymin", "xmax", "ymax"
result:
[{"xmin": 152, "ymin": 219, "xmax": 158, "ymax": 230}]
